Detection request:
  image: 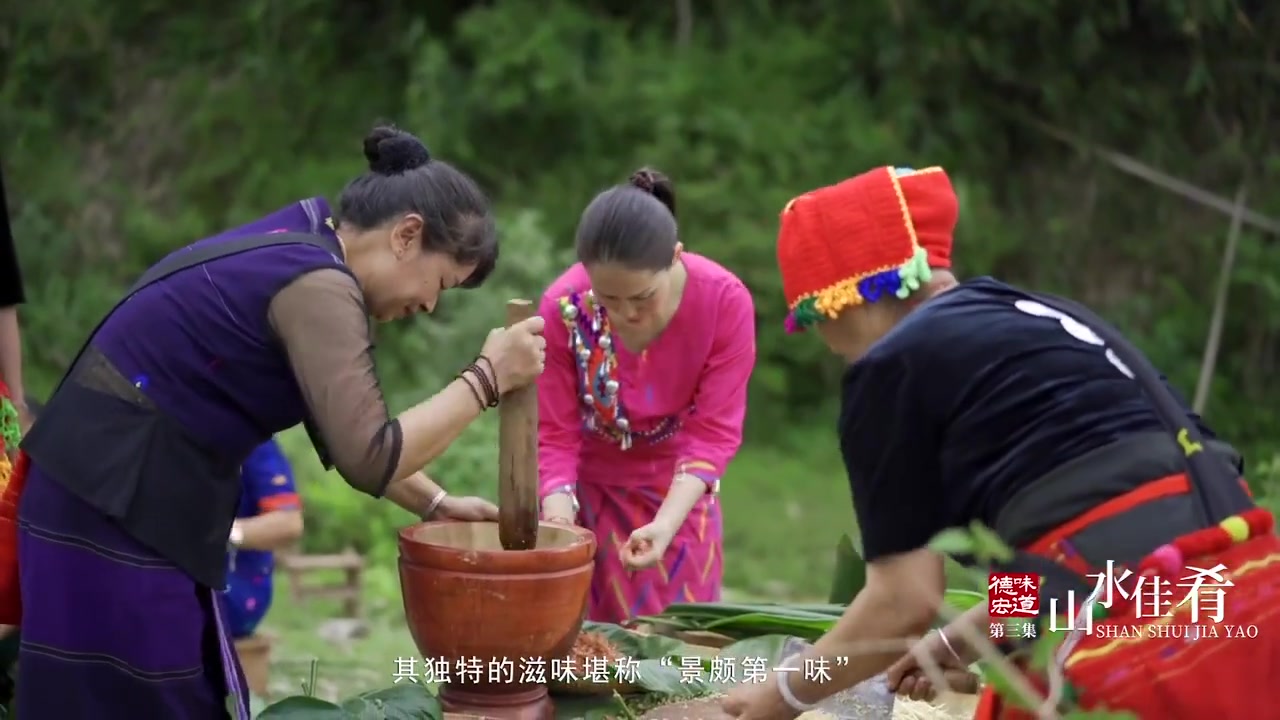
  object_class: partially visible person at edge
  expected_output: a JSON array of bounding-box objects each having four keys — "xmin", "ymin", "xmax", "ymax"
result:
[
  {"xmin": 0, "ymin": 126, "xmax": 547, "ymax": 719},
  {"xmin": 222, "ymin": 437, "xmax": 303, "ymax": 639},
  {"xmin": 0, "ymin": 397, "xmax": 33, "ymax": 709},
  {"xmin": 537, "ymin": 168, "xmax": 756, "ymax": 623},
  {"xmin": 0, "ymin": 163, "xmax": 30, "ymax": 439},
  {"xmin": 722, "ymin": 166, "xmax": 1279, "ymax": 720},
  {"xmin": 0, "ymin": 164, "xmax": 25, "ymax": 711}
]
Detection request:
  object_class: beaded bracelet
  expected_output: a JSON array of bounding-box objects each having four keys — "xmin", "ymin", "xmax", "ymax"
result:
[
  {"xmin": 458, "ymin": 356, "xmax": 500, "ymax": 410},
  {"xmin": 458, "ymin": 372, "xmax": 487, "ymax": 412},
  {"xmin": 475, "ymin": 354, "xmax": 499, "ymax": 395},
  {"xmin": 463, "ymin": 364, "xmax": 494, "ymax": 405},
  {"xmin": 465, "ymin": 356, "xmax": 500, "ymax": 408}
]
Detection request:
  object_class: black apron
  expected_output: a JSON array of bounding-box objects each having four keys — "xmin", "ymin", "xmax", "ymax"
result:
[{"xmin": 995, "ymin": 291, "xmax": 1255, "ymax": 617}]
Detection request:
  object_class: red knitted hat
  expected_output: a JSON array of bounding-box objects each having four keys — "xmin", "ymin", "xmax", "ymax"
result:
[{"xmin": 776, "ymin": 166, "xmax": 957, "ymax": 332}]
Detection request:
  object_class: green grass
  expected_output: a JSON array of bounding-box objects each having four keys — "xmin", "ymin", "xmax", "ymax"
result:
[
  {"xmin": 719, "ymin": 442, "xmax": 853, "ymax": 599},
  {"xmin": 258, "ymin": 580, "xmax": 414, "ymax": 703}
]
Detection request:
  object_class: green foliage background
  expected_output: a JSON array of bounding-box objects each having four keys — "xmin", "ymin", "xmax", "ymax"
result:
[{"xmin": 4, "ymin": 0, "xmax": 1280, "ymax": 597}]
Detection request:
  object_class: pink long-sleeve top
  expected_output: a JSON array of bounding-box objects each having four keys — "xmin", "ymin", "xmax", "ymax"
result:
[{"xmin": 537, "ymin": 253, "xmax": 756, "ymax": 495}]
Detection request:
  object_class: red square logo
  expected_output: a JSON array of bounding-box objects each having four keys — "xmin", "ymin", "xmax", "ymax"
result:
[{"xmin": 988, "ymin": 572, "xmax": 1040, "ymax": 617}]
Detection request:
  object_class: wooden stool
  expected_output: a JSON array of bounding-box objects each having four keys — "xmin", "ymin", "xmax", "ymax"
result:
[
  {"xmin": 277, "ymin": 546, "xmax": 365, "ymax": 618},
  {"xmin": 233, "ymin": 632, "xmax": 274, "ymax": 698}
]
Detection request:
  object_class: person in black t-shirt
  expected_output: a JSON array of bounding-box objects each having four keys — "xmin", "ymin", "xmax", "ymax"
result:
[
  {"xmin": 722, "ymin": 166, "xmax": 1278, "ymax": 720},
  {"xmin": 0, "ymin": 165, "xmax": 28, "ymax": 434}
]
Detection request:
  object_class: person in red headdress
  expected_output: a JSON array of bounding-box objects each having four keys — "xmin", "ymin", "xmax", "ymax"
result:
[{"xmin": 723, "ymin": 166, "xmax": 1280, "ymax": 720}]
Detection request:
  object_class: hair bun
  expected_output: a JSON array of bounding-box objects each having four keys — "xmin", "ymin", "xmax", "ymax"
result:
[
  {"xmin": 629, "ymin": 170, "xmax": 657, "ymax": 192},
  {"xmin": 627, "ymin": 167, "xmax": 677, "ymax": 219},
  {"xmin": 362, "ymin": 125, "xmax": 432, "ymax": 175}
]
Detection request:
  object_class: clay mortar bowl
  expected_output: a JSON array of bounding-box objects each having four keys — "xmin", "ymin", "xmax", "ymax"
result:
[{"xmin": 399, "ymin": 521, "xmax": 596, "ymax": 717}]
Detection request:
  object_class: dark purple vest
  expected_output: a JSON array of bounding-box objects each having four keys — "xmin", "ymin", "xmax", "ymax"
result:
[{"xmin": 22, "ymin": 198, "xmax": 353, "ymax": 588}]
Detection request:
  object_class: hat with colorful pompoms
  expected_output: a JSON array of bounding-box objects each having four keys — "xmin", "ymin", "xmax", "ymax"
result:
[{"xmin": 777, "ymin": 166, "xmax": 958, "ymax": 333}]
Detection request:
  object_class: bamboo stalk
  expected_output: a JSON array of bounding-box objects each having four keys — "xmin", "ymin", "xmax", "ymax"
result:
[
  {"xmin": 1019, "ymin": 116, "xmax": 1280, "ymax": 235},
  {"xmin": 1193, "ymin": 184, "xmax": 1248, "ymax": 414}
]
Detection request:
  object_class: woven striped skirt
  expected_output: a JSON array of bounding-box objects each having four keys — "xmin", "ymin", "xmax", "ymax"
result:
[{"xmin": 14, "ymin": 465, "xmax": 249, "ymax": 718}]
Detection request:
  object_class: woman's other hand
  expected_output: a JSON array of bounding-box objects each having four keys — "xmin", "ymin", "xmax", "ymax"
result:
[
  {"xmin": 436, "ymin": 495, "xmax": 499, "ymax": 521},
  {"xmin": 886, "ymin": 630, "xmax": 976, "ymax": 701},
  {"xmin": 480, "ymin": 315, "xmax": 546, "ymax": 392},
  {"xmin": 621, "ymin": 520, "xmax": 676, "ymax": 570}
]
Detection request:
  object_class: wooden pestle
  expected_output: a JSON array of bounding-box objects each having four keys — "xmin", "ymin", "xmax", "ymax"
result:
[{"xmin": 497, "ymin": 299, "xmax": 540, "ymax": 550}]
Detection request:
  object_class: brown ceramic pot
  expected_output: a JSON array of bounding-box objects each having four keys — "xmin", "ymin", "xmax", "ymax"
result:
[
  {"xmin": 232, "ymin": 632, "xmax": 273, "ymax": 699},
  {"xmin": 399, "ymin": 521, "xmax": 596, "ymax": 720}
]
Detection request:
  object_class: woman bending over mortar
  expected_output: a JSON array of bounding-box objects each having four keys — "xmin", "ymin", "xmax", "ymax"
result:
[
  {"xmin": 537, "ymin": 168, "xmax": 757, "ymax": 623},
  {"xmin": 0, "ymin": 126, "xmax": 546, "ymax": 719},
  {"xmin": 723, "ymin": 166, "xmax": 1279, "ymax": 720}
]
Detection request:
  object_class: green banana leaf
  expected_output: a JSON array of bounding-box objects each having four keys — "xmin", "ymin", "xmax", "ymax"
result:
[
  {"xmin": 257, "ymin": 697, "xmax": 351, "ymax": 719},
  {"xmin": 258, "ymin": 681, "xmax": 444, "ymax": 719},
  {"xmin": 828, "ymin": 533, "xmax": 866, "ymax": 604}
]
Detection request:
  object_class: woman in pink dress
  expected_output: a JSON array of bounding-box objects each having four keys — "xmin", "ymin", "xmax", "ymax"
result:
[{"xmin": 537, "ymin": 168, "xmax": 757, "ymax": 623}]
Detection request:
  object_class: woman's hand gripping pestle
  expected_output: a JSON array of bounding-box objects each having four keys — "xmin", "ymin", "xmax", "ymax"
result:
[{"xmin": 480, "ymin": 315, "xmax": 547, "ymax": 392}]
